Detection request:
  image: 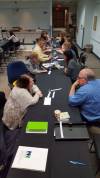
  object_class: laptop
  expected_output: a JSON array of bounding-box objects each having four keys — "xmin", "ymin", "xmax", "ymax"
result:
[{"xmin": 54, "ymin": 123, "xmax": 89, "ymax": 140}]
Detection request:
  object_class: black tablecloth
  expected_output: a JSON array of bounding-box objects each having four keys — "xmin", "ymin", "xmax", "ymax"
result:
[{"xmin": 7, "ymin": 70, "xmax": 94, "ymax": 178}]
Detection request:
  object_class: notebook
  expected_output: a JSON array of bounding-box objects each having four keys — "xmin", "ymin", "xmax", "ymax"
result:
[
  {"xmin": 26, "ymin": 121, "xmax": 48, "ymax": 133},
  {"xmin": 54, "ymin": 123, "xmax": 89, "ymax": 140},
  {"xmin": 12, "ymin": 146, "xmax": 48, "ymax": 172}
]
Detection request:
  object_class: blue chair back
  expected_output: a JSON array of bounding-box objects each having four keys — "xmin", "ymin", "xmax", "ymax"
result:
[{"xmin": 7, "ymin": 61, "xmax": 29, "ymax": 84}]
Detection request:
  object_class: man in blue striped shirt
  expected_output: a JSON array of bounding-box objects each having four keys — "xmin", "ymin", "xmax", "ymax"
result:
[{"xmin": 69, "ymin": 68, "xmax": 100, "ymax": 124}]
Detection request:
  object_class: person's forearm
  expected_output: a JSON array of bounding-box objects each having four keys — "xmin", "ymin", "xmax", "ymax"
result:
[
  {"xmin": 32, "ymin": 93, "xmax": 40, "ymax": 104},
  {"xmin": 69, "ymin": 80, "xmax": 79, "ymax": 96},
  {"xmin": 69, "ymin": 85, "xmax": 76, "ymax": 96},
  {"xmin": 32, "ymin": 84, "xmax": 40, "ymax": 93}
]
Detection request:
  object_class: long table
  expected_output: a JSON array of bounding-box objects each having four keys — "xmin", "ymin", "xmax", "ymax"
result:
[{"xmin": 7, "ymin": 69, "xmax": 94, "ymax": 178}]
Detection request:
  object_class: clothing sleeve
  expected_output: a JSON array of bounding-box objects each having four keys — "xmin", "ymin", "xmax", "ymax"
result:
[
  {"xmin": 8, "ymin": 35, "xmax": 14, "ymax": 41},
  {"xmin": 67, "ymin": 61, "xmax": 74, "ymax": 75},
  {"xmin": 39, "ymin": 54, "xmax": 49, "ymax": 62},
  {"xmin": 33, "ymin": 49, "xmax": 49, "ymax": 62},
  {"xmin": 18, "ymin": 89, "xmax": 40, "ymax": 110},
  {"xmin": 69, "ymin": 88, "xmax": 87, "ymax": 106},
  {"xmin": 32, "ymin": 84, "xmax": 41, "ymax": 94}
]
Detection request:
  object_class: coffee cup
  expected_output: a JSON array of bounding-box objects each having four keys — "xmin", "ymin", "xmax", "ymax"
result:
[{"xmin": 54, "ymin": 110, "xmax": 61, "ymax": 120}]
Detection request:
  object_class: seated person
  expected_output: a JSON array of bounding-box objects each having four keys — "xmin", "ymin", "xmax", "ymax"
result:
[
  {"xmin": 79, "ymin": 50, "xmax": 87, "ymax": 69},
  {"xmin": 32, "ymin": 38, "xmax": 50, "ymax": 62},
  {"xmin": 62, "ymin": 41, "xmax": 77, "ymax": 60},
  {"xmin": 24, "ymin": 54, "xmax": 47, "ymax": 74},
  {"xmin": 2, "ymin": 74, "xmax": 43, "ymax": 130},
  {"xmin": 56, "ymin": 41, "xmax": 71, "ymax": 54},
  {"xmin": 1, "ymin": 75, "xmax": 43, "ymax": 176},
  {"xmin": 67, "ymin": 37, "xmax": 79, "ymax": 59},
  {"xmin": 40, "ymin": 31, "xmax": 51, "ymax": 46},
  {"xmin": 57, "ymin": 31, "xmax": 67, "ymax": 46},
  {"xmin": 8, "ymin": 30, "xmax": 20, "ymax": 50},
  {"xmin": 69, "ymin": 68, "xmax": 100, "ymax": 128},
  {"xmin": 64, "ymin": 49, "xmax": 81, "ymax": 83}
]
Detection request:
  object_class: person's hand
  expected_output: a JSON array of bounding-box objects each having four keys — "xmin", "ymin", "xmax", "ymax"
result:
[
  {"xmin": 49, "ymin": 54, "xmax": 52, "ymax": 60},
  {"xmin": 64, "ymin": 67, "xmax": 68, "ymax": 74},
  {"xmin": 37, "ymin": 91, "xmax": 43, "ymax": 98},
  {"xmin": 72, "ymin": 80, "xmax": 79, "ymax": 88},
  {"xmin": 56, "ymin": 49, "xmax": 63, "ymax": 54},
  {"xmin": 41, "ymin": 69, "xmax": 48, "ymax": 73},
  {"xmin": 69, "ymin": 80, "xmax": 80, "ymax": 96}
]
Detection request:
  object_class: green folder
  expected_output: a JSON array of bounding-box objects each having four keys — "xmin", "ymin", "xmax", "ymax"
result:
[{"xmin": 26, "ymin": 121, "xmax": 48, "ymax": 133}]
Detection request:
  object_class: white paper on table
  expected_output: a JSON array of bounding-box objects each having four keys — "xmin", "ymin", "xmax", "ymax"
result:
[
  {"xmin": 52, "ymin": 91, "xmax": 55, "ymax": 98},
  {"xmin": 57, "ymin": 58, "xmax": 64, "ymax": 61},
  {"xmin": 12, "ymin": 146, "xmax": 48, "ymax": 172},
  {"xmin": 59, "ymin": 121, "xmax": 64, "ymax": 138},
  {"xmin": 48, "ymin": 70, "xmax": 51, "ymax": 75},
  {"xmin": 44, "ymin": 97, "xmax": 51, "ymax": 105},
  {"xmin": 47, "ymin": 91, "xmax": 51, "ymax": 98}
]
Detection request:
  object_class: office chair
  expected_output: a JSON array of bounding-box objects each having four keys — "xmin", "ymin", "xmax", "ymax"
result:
[{"xmin": 7, "ymin": 61, "xmax": 29, "ymax": 87}]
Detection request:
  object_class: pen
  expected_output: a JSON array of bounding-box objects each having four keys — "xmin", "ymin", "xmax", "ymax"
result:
[
  {"xmin": 52, "ymin": 91, "xmax": 55, "ymax": 98},
  {"xmin": 69, "ymin": 161, "xmax": 87, "ymax": 166},
  {"xmin": 50, "ymin": 88, "xmax": 62, "ymax": 92},
  {"xmin": 47, "ymin": 91, "xmax": 51, "ymax": 98}
]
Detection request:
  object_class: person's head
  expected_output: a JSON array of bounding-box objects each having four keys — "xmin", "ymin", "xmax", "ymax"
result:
[
  {"xmin": 59, "ymin": 31, "xmax": 66, "ymax": 38},
  {"xmin": 41, "ymin": 31, "xmax": 48, "ymax": 40},
  {"xmin": 16, "ymin": 74, "xmax": 34, "ymax": 92},
  {"xmin": 64, "ymin": 50, "xmax": 74, "ymax": 64},
  {"xmin": 9, "ymin": 30, "xmax": 15, "ymax": 36},
  {"xmin": 62, "ymin": 41, "xmax": 71, "ymax": 52},
  {"xmin": 77, "ymin": 68, "xmax": 95, "ymax": 85},
  {"xmin": 37, "ymin": 38, "xmax": 46, "ymax": 49}
]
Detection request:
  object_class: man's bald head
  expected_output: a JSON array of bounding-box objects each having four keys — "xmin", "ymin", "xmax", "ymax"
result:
[{"xmin": 79, "ymin": 68, "xmax": 95, "ymax": 81}]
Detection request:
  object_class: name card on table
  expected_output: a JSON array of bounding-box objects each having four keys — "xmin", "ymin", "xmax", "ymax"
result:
[{"xmin": 44, "ymin": 97, "xmax": 51, "ymax": 105}]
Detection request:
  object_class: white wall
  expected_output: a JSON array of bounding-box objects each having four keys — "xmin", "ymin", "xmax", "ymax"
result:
[
  {"xmin": 76, "ymin": 0, "xmax": 94, "ymax": 48},
  {"xmin": 76, "ymin": 1, "xmax": 86, "ymax": 48},
  {"xmin": 0, "ymin": 1, "xmax": 50, "ymax": 30},
  {"xmin": 90, "ymin": 2, "xmax": 100, "ymax": 57}
]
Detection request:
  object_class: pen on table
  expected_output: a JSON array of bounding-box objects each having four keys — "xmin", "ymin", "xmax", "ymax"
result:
[
  {"xmin": 52, "ymin": 91, "xmax": 55, "ymax": 98},
  {"xmin": 69, "ymin": 161, "xmax": 87, "ymax": 166},
  {"xmin": 47, "ymin": 90, "xmax": 51, "ymax": 98},
  {"xmin": 50, "ymin": 88, "xmax": 62, "ymax": 92},
  {"xmin": 48, "ymin": 68, "xmax": 51, "ymax": 75}
]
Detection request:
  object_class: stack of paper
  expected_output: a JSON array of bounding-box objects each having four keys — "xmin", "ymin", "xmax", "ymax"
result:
[
  {"xmin": 26, "ymin": 121, "xmax": 48, "ymax": 133},
  {"xmin": 12, "ymin": 146, "xmax": 48, "ymax": 172},
  {"xmin": 59, "ymin": 112, "xmax": 70, "ymax": 122}
]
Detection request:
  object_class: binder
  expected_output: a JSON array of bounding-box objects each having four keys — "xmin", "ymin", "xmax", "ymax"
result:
[{"xmin": 26, "ymin": 121, "xmax": 48, "ymax": 133}]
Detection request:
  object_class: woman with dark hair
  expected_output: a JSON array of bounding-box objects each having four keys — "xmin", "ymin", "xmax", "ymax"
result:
[
  {"xmin": 2, "ymin": 74, "xmax": 42, "ymax": 130},
  {"xmin": 40, "ymin": 31, "xmax": 51, "ymax": 47},
  {"xmin": 64, "ymin": 49, "xmax": 81, "ymax": 83},
  {"xmin": 0, "ymin": 74, "xmax": 43, "ymax": 177},
  {"xmin": 58, "ymin": 31, "xmax": 67, "ymax": 46},
  {"xmin": 41, "ymin": 31, "xmax": 48, "ymax": 41},
  {"xmin": 8, "ymin": 30, "xmax": 20, "ymax": 50},
  {"xmin": 0, "ymin": 75, "xmax": 43, "ymax": 177}
]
